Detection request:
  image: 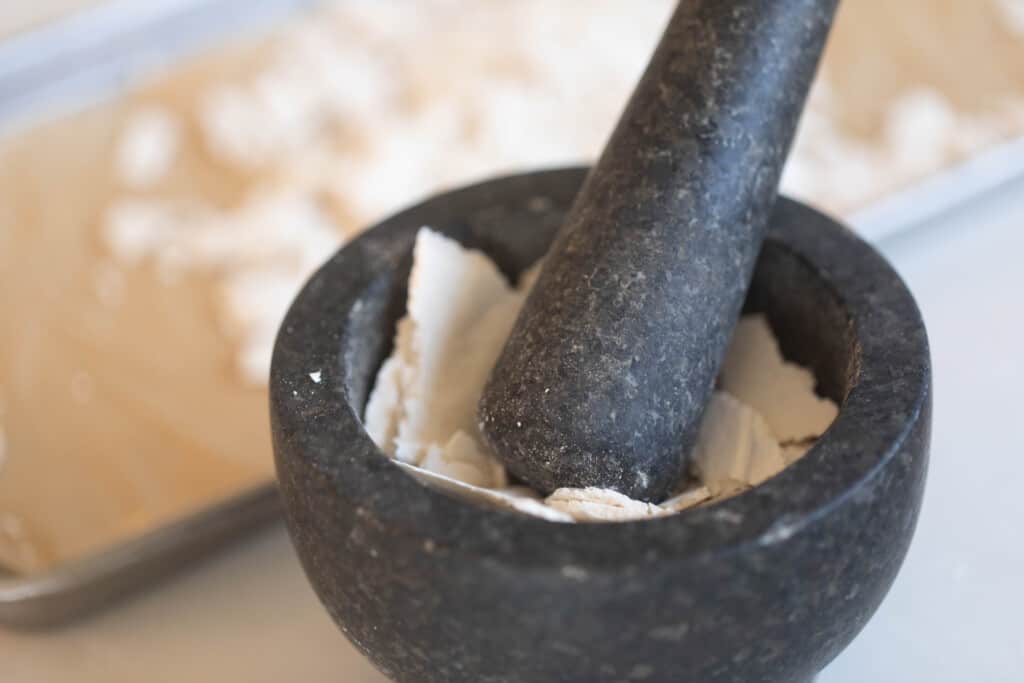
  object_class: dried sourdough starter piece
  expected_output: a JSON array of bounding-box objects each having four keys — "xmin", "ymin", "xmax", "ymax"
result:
[
  {"xmin": 546, "ymin": 487, "xmax": 666, "ymax": 522},
  {"xmin": 419, "ymin": 430, "xmax": 507, "ymax": 489},
  {"xmin": 719, "ymin": 315, "xmax": 838, "ymax": 442},
  {"xmin": 692, "ymin": 392, "xmax": 785, "ymax": 497},
  {"xmin": 394, "ymin": 461, "xmax": 571, "ymax": 523},
  {"xmin": 363, "ymin": 228, "xmax": 837, "ymax": 522}
]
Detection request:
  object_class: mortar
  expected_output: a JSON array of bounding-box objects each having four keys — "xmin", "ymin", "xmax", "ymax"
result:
[{"xmin": 270, "ymin": 167, "xmax": 931, "ymax": 683}]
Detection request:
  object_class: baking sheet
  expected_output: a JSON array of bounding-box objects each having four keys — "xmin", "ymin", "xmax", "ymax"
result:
[{"xmin": 2, "ymin": 0, "xmax": 1024, "ymax": 626}]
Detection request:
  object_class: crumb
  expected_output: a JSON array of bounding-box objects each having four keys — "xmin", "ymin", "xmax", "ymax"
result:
[
  {"xmin": 115, "ymin": 108, "xmax": 182, "ymax": 188},
  {"xmin": 394, "ymin": 460, "xmax": 572, "ymax": 523},
  {"xmin": 660, "ymin": 486, "xmax": 713, "ymax": 513},
  {"xmin": 719, "ymin": 315, "xmax": 839, "ymax": 443},
  {"xmin": 545, "ymin": 487, "xmax": 666, "ymax": 522},
  {"xmin": 691, "ymin": 392, "xmax": 785, "ymax": 496},
  {"xmin": 364, "ymin": 230, "xmax": 838, "ymax": 522}
]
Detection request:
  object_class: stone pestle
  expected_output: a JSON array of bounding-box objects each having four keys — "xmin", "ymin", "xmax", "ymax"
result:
[{"xmin": 477, "ymin": 0, "xmax": 840, "ymax": 501}]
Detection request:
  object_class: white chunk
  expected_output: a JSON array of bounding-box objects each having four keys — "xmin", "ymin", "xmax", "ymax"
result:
[
  {"xmin": 363, "ymin": 232, "xmax": 832, "ymax": 522},
  {"xmin": 0, "ymin": 513, "xmax": 43, "ymax": 575},
  {"xmin": 692, "ymin": 392, "xmax": 786, "ymax": 496},
  {"xmin": 660, "ymin": 486, "xmax": 712, "ymax": 513},
  {"xmin": 997, "ymin": 0, "xmax": 1024, "ymax": 35},
  {"xmin": 394, "ymin": 461, "xmax": 572, "ymax": 523},
  {"xmin": 364, "ymin": 357, "xmax": 403, "ymax": 454},
  {"xmin": 115, "ymin": 108, "xmax": 181, "ymax": 188},
  {"xmin": 719, "ymin": 314, "xmax": 839, "ymax": 442},
  {"xmin": 545, "ymin": 487, "xmax": 667, "ymax": 522},
  {"xmin": 394, "ymin": 228, "xmax": 525, "ymax": 464},
  {"xmin": 884, "ymin": 89, "xmax": 958, "ymax": 173},
  {"xmin": 419, "ymin": 430, "xmax": 506, "ymax": 489}
]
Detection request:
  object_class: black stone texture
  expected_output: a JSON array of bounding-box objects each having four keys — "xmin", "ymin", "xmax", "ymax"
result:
[
  {"xmin": 271, "ymin": 169, "xmax": 931, "ymax": 683},
  {"xmin": 478, "ymin": 0, "xmax": 841, "ymax": 501}
]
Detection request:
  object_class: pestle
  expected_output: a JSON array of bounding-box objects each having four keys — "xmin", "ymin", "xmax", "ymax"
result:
[
  {"xmin": 475, "ymin": 0, "xmax": 835, "ymax": 501},
  {"xmin": 478, "ymin": 0, "xmax": 840, "ymax": 501}
]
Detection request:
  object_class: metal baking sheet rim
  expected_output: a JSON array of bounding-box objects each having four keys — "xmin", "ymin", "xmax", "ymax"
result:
[
  {"xmin": 0, "ymin": 484, "xmax": 279, "ymax": 628},
  {"xmin": 1, "ymin": 0, "xmax": 1022, "ymax": 627}
]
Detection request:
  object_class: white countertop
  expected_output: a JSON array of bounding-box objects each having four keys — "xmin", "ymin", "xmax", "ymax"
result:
[{"xmin": 5, "ymin": 181, "xmax": 1024, "ymax": 681}]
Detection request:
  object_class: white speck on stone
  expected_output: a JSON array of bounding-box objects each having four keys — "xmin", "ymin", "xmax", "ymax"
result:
[
  {"xmin": 628, "ymin": 664, "xmax": 655, "ymax": 680},
  {"xmin": 712, "ymin": 508, "xmax": 744, "ymax": 525},
  {"xmin": 115, "ymin": 108, "xmax": 181, "ymax": 188},
  {"xmin": 758, "ymin": 515, "xmax": 802, "ymax": 546},
  {"xmin": 309, "ymin": 370, "xmax": 322, "ymax": 383},
  {"xmin": 560, "ymin": 565, "xmax": 588, "ymax": 580},
  {"xmin": 648, "ymin": 623, "xmax": 691, "ymax": 642}
]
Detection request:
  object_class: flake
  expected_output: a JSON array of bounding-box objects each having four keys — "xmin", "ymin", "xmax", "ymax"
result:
[
  {"xmin": 115, "ymin": 108, "xmax": 181, "ymax": 188},
  {"xmin": 545, "ymin": 487, "xmax": 667, "ymax": 522},
  {"xmin": 691, "ymin": 392, "xmax": 785, "ymax": 496},
  {"xmin": 719, "ymin": 314, "xmax": 839, "ymax": 442}
]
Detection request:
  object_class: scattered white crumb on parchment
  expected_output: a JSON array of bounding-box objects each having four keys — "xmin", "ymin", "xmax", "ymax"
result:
[
  {"xmin": 363, "ymin": 229, "xmax": 838, "ymax": 522},
  {"xmin": 419, "ymin": 430, "xmax": 507, "ymax": 489},
  {"xmin": 0, "ymin": 512, "xmax": 44, "ymax": 575},
  {"xmin": 100, "ymin": 2, "xmax": 1024, "ymax": 389},
  {"xmin": 115, "ymin": 108, "xmax": 182, "ymax": 188}
]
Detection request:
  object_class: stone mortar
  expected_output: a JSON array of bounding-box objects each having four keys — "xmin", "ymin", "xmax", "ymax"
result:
[{"xmin": 271, "ymin": 168, "xmax": 931, "ymax": 683}]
